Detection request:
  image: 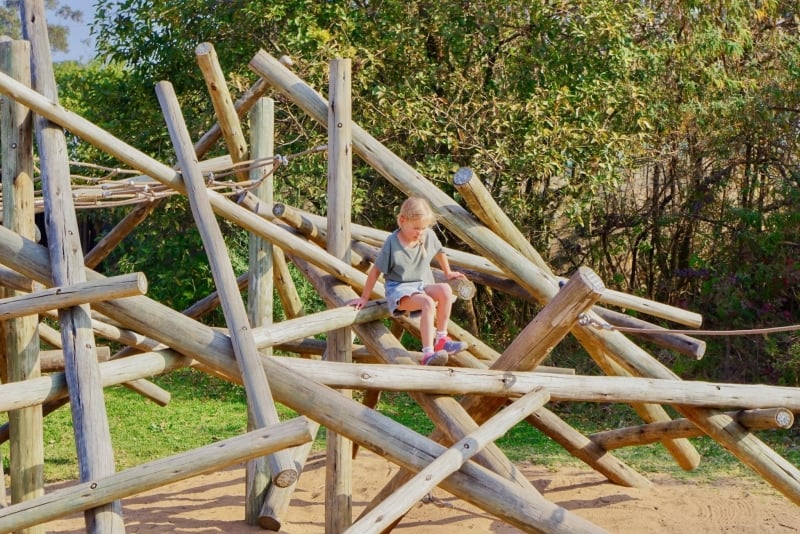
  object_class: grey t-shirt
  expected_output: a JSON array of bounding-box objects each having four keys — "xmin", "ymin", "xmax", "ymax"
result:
[{"xmin": 375, "ymin": 229, "xmax": 443, "ymax": 284}]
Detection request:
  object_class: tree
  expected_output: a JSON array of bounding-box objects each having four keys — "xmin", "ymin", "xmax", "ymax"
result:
[
  {"xmin": 82, "ymin": 0, "xmax": 800, "ymax": 379},
  {"xmin": 0, "ymin": 0, "xmax": 83, "ymax": 53}
]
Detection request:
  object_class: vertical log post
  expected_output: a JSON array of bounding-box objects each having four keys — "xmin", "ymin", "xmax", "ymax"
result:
[
  {"xmin": 325, "ymin": 57, "xmax": 354, "ymax": 533},
  {"xmin": 20, "ymin": 2, "xmax": 125, "ymax": 531},
  {"xmin": 155, "ymin": 81, "xmax": 297, "ymax": 487},
  {"xmin": 1, "ymin": 38, "xmax": 42, "ymax": 519},
  {"xmin": 245, "ymin": 97, "xmax": 274, "ymax": 524}
]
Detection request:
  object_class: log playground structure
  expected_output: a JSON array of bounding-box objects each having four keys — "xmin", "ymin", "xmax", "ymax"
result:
[{"xmin": 0, "ymin": 3, "xmax": 799, "ymax": 533}]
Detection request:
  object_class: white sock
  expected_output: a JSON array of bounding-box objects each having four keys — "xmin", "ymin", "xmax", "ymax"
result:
[
  {"xmin": 435, "ymin": 331, "xmax": 447, "ymax": 340},
  {"xmin": 422, "ymin": 345, "xmax": 434, "ymax": 355}
]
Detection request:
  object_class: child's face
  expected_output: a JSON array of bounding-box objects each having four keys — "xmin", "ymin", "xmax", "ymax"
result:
[{"xmin": 398, "ymin": 216, "xmax": 429, "ymax": 244}]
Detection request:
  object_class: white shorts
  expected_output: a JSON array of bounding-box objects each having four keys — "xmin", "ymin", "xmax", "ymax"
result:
[{"xmin": 384, "ymin": 280, "xmax": 426, "ymax": 316}]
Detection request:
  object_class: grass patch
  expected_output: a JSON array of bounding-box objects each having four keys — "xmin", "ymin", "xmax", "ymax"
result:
[{"xmin": 2, "ymin": 372, "xmax": 798, "ymax": 485}]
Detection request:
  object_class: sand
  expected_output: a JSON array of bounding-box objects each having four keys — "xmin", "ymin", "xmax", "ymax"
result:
[{"xmin": 40, "ymin": 449, "xmax": 800, "ymax": 533}]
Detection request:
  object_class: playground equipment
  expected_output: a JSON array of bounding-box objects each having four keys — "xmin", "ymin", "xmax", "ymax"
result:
[{"xmin": 0, "ymin": 4, "xmax": 798, "ymax": 532}]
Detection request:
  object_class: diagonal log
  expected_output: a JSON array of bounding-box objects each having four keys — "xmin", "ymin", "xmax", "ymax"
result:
[
  {"xmin": 0, "ymin": 418, "xmax": 314, "ymax": 533},
  {"xmin": 195, "ymin": 42, "xmax": 249, "ymax": 180},
  {"xmin": 156, "ymin": 81, "xmax": 296, "ymax": 488},
  {"xmin": 347, "ymin": 387, "xmax": 551, "ymax": 534},
  {"xmin": 453, "ymin": 166, "xmax": 702, "ymax": 329}
]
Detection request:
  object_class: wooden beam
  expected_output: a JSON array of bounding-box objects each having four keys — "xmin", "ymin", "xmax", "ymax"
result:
[
  {"xmin": 245, "ymin": 97, "xmax": 275, "ymax": 525},
  {"xmin": 324, "ymin": 57, "xmax": 355, "ymax": 533},
  {"xmin": 1, "ymin": 36, "xmax": 41, "ymax": 517},
  {"xmin": 591, "ymin": 408, "xmax": 796, "ymax": 450},
  {"xmin": 0, "ymin": 272, "xmax": 147, "ymax": 320},
  {"xmin": 196, "ymin": 42, "xmax": 248, "ymax": 180},
  {"xmin": 21, "ymin": 1, "xmax": 123, "ymax": 529},
  {"xmin": 40, "ymin": 346, "xmax": 110, "ymax": 372},
  {"xmin": 156, "ymin": 81, "xmax": 297, "ymax": 488}
]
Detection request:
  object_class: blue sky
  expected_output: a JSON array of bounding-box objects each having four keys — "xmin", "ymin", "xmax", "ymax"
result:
[{"xmin": 51, "ymin": 0, "xmax": 96, "ymax": 63}]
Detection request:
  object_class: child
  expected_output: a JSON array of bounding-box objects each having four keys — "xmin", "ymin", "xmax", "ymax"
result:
[{"xmin": 351, "ymin": 197, "xmax": 468, "ymax": 365}]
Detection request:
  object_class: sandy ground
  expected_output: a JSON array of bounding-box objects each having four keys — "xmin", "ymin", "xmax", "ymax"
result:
[{"xmin": 42, "ymin": 449, "xmax": 800, "ymax": 533}]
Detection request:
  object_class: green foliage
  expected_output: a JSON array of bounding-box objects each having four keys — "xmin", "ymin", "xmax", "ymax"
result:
[
  {"xmin": 0, "ymin": 0, "xmax": 81, "ymax": 52},
  {"xmin": 52, "ymin": 0, "xmax": 800, "ymax": 383}
]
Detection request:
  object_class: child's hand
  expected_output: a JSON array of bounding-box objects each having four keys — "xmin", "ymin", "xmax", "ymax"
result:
[
  {"xmin": 349, "ymin": 296, "xmax": 368, "ymax": 310},
  {"xmin": 446, "ymin": 271, "xmax": 467, "ymax": 281}
]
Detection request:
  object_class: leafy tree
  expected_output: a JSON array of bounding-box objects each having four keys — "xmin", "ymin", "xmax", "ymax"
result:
[{"xmin": 78, "ymin": 0, "xmax": 800, "ymax": 380}]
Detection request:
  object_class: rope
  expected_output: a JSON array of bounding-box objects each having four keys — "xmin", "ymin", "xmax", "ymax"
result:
[
  {"xmin": 0, "ymin": 145, "xmax": 328, "ymax": 212},
  {"xmin": 578, "ymin": 314, "xmax": 800, "ymax": 336}
]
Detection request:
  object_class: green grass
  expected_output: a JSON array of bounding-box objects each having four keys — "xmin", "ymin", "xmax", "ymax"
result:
[{"xmin": 2, "ymin": 372, "xmax": 799, "ymax": 485}]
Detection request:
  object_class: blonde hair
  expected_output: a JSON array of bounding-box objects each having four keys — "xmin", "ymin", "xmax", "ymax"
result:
[{"xmin": 398, "ymin": 197, "xmax": 436, "ymax": 227}]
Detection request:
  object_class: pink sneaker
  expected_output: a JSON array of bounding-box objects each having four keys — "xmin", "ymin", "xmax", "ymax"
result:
[
  {"xmin": 434, "ymin": 336, "xmax": 468, "ymax": 355},
  {"xmin": 421, "ymin": 350, "xmax": 448, "ymax": 366}
]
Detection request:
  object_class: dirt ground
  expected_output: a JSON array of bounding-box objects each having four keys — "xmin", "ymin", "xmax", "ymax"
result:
[{"xmin": 42, "ymin": 449, "xmax": 800, "ymax": 533}]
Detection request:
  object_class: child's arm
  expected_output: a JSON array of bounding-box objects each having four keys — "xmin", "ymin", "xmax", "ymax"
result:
[
  {"xmin": 435, "ymin": 251, "xmax": 467, "ymax": 280},
  {"xmin": 350, "ymin": 264, "xmax": 381, "ymax": 309}
]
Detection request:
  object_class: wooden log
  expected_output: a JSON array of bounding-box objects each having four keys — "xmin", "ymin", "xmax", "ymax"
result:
[
  {"xmin": 251, "ymin": 300, "xmax": 390, "ymax": 349},
  {"xmin": 272, "ymin": 202, "xmax": 327, "ymax": 246},
  {"xmin": 591, "ymin": 408, "xmax": 796, "ymax": 451},
  {"xmin": 593, "ymin": 307, "xmax": 706, "ymax": 359},
  {"xmin": 273, "ymin": 358, "xmax": 800, "ymax": 410},
  {"xmin": 524, "ymin": 406, "xmax": 653, "ymax": 487},
  {"xmin": 454, "ymin": 165, "xmax": 702, "ymax": 329},
  {"xmin": 272, "ymin": 247, "xmax": 307, "ymax": 317},
  {"xmin": 36, "ymin": 320, "xmax": 61, "ymax": 348},
  {"xmin": 0, "ymin": 226, "xmax": 606, "ymax": 533},
  {"xmin": 247, "ymin": 50, "xmax": 702, "ymax": 478},
  {"xmin": 348, "ymin": 387, "xmax": 551, "ymax": 534},
  {"xmin": 246, "ymin": 97, "xmax": 274, "ymax": 525},
  {"xmin": 40, "ymin": 346, "xmax": 110, "ymax": 372},
  {"xmin": 452, "ymin": 166, "xmax": 549, "ymax": 270},
  {"xmin": 0, "ymin": 348, "xmax": 190, "ymax": 415},
  {"xmin": 0, "ymin": 266, "xmax": 36, "ymax": 292},
  {"xmin": 0, "ymin": 272, "xmax": 147, "ymax": 320},
  {"xmin": 21, "ymin": 2, "xmax": 123, "ymax": 530},
  {"xmin": 83, "ymin": 202, "xmax": 159, "ymax": 269},
  {"xmin": 0, "ymin": 418, "xmax": 314, "ymax": 533},
  {"xmin": 156, "ymin": 81, "xmax": 297, "ymax": 488},
  {"xmin": 1, "ymin": 37, "xmax": 43, "ymax": 520},
  {"xmin": 196, "ymin": 42, "xmax": 249, "ymax": 180},
  {"xmin": 324, "ymin": 57, "xmax": 355, "ymax": 534}
]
